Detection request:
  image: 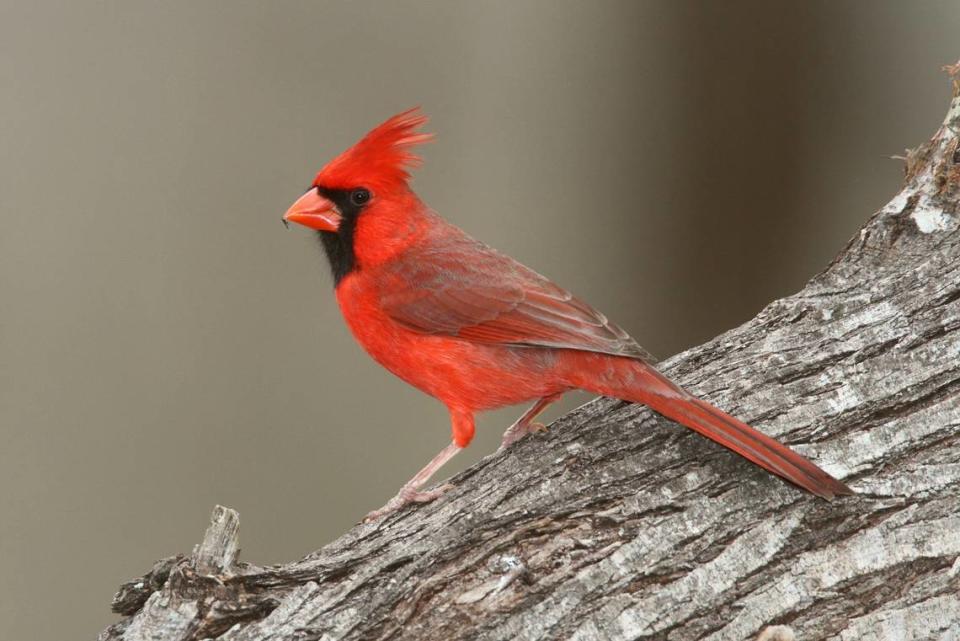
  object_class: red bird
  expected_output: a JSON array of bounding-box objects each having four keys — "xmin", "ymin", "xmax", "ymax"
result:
[{"xmin": 283, "ymin": 109, "xmax": 852, "ymax": 520}]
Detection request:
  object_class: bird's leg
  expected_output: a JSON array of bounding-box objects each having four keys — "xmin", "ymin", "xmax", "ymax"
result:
[
  {"xmin": 498, "ymin": 393, "xmax": 563, "ymax": 451},
  {"xmin": 364, "ymin": 411, "xmax": 474, "ymax": 522},
  {"xmin": 363, "ymin": 442, "xmax": 462, "ymax": 522}
]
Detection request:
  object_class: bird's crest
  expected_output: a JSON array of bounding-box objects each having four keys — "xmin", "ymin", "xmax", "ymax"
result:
[{"xmin": 315, "ymin": 108, "xmax": 433, "ymax": 191}]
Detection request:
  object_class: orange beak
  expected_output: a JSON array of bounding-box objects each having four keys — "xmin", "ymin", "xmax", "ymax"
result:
[{"xmin": 283, "ymin": 188, "xmax": 341, "ymax": 232}]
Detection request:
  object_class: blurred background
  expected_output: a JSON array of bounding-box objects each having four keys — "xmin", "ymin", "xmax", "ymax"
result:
[{"xmin": 1, "ymin": 1, "xmax": 958, "ymax": 638}]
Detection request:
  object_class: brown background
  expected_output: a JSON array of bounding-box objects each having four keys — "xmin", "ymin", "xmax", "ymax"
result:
[{"xmin": 1, "ymin": 2, "xmax": 958, "ymax": 639}]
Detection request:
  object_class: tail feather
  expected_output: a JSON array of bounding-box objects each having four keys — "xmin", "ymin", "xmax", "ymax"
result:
[
  {"xmin": 571, "ymin": 355, "xmax": 853, "ymax": 499},
  {"xmin": 645, "ymin": 393, "xmax": 852, "ymax": 499}
]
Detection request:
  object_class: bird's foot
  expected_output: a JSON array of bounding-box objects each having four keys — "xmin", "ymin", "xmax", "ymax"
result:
[
  {"xmin": 362, "ymin": 483, "xmax": 454, "ymax": 523},
  {"xmin": 498, "ymin": 421, "xmax": 548, "ymax": 452}
]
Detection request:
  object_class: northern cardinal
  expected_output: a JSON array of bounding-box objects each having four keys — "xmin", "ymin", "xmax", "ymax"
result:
[{"xmin": 283, "ymin": 109, "xmax": 852, "ymax": 520}]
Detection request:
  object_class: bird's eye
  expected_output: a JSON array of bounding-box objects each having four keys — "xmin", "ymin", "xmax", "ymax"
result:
[{"xmin": 350, "ymin": 188, "xmax": 371, "ymax": 206}]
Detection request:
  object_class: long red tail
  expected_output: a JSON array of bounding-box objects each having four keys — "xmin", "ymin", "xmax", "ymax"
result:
[{"xmin": 568, "ymin": 355, "xmax": 853, "ymax": 499}]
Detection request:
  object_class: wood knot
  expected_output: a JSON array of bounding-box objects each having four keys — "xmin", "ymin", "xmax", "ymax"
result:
[{"xmin": 755, "ymin": 625, "xmax": 796, "ymax": 641}]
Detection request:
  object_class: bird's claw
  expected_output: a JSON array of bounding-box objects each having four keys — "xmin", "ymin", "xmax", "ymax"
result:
[
  {"xmin": 362, "ymin": 483, "xmax": 454, "ymax": 523},
  {"xmin": 401, "ymin": 483, "xmax": 454, "ymax": 503},
  {"xmin": 498, "ymin": 421, "xmax": 549, "ymax": 451}
]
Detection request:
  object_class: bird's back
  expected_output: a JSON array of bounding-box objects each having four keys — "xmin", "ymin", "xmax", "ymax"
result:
[{"xmin": 372, "ymin": 213, "xmax": 656, "ymax": 362}]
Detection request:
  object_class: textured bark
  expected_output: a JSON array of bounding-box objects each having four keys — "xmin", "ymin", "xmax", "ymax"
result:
[{"xmin": 100, "ymin": 65, "xmax": 960, "ymax": 641}]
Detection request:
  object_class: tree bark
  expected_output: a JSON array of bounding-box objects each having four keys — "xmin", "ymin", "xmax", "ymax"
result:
[{"xmin": 100, "ymin": 63, "xmax": 960, "ymax": 641}]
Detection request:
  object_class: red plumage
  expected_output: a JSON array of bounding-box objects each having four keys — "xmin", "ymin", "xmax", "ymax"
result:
[
  {"xmin": 284, "ymin": 109, "xmax": 852, "ymax": 520},
  {"xmin": 317, "ymin": 108, "xmax": 433, "ymax": 191}
]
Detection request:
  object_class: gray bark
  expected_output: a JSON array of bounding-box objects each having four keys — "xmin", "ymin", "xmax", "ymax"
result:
[{"xmin": 100, "ymin": 65, "xmax": 960, "ymax": 641}]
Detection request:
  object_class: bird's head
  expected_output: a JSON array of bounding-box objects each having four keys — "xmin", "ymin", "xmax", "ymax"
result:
[{"xmin": 283, "ymin": 108, "xmax": 432, "ymax": 234}]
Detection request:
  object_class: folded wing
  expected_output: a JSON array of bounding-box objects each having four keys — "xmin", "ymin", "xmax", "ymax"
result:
[{"xmin": 378, "ymin": 220, "xmax": 655, "ymax": 362}]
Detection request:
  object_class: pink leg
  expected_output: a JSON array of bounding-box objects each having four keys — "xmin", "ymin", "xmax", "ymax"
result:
[
  {"xmin": 364, "ymin": 411, "xmax": 475, "ymax": 522},
  {"xmin": 498, "ymin": 393, "xmax": 564, "ymax": 451},
  {"xmin": 363, "ymin": 442, "xmax": 462, "ymax": 522}
]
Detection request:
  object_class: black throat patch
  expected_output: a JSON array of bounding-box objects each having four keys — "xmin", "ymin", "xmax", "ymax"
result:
[{"xmin": 314, "ymin": 186, "xmax": 367, "ymax": 286}]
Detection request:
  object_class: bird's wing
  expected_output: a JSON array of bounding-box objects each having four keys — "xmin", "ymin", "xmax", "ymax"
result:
[{"xmin": 378, "ymin": 223, "xmax": 656, "ymax": 362}]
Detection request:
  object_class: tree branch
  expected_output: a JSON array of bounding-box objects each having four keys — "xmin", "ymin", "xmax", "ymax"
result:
[{"xmin": 100, "ymin": 62, "xmax": 960, "ymax": 641}]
